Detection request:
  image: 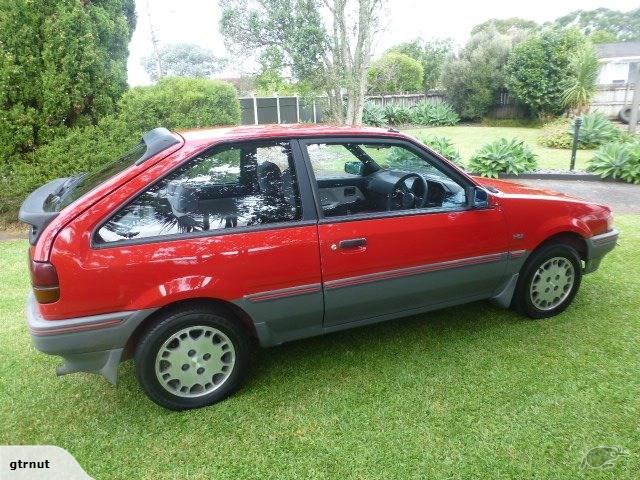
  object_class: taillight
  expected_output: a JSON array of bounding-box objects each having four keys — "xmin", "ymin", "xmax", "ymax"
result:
[
  {"xmin": 606, "ymin": 212, "xmax": 614, "ymax": 231},
  {"xmin": 29, "ymin": 252, "xmax": 60, "ymax": 304}
]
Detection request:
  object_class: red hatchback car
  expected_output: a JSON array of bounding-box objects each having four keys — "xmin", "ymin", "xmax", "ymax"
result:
[{"xmin": 21, "ymin": 125, "xmax": 618, "ymax": 410}]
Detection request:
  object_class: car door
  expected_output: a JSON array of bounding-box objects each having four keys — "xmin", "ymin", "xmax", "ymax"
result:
[
  {"xmin": 64, "ymin": 139, "xmax": 324, "ymax": 346},
  {"xmin": 300, "ymin": 137, "xmax": 510, "ymax": 329}
]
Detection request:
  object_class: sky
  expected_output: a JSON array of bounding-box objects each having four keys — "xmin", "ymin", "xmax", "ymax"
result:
[{"xmin": 127, "ymin": 0, "xmax": 639, "ymax": 86}]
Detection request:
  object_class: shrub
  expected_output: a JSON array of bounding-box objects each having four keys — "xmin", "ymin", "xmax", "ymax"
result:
[
  {"xmin": 383, "ymin": 104, "xmax": 413, "ymax": 125},
  {"xmin": 441, "ymin": 28, "xmax": 512, "ymax": 120},
  {"xmin": 576, "ymin": 112, "xmax": 620, "ymax": 148},
  {"xmin": 538, "ymin": 113, "xmax": 621, "ymax": 149},
  {"xmin": 0, "ymin": 0, "xmax": 135, "ymax": 160},
  {"xmin": 118, "ymin": 77, "xmax": 241, "ymax": 133},
  {"xmin": 368, "ymin": 52, "xmax": 424, "ymax": 94},
  {"xmin": 411, "ymin": 102, "xmax": 459, "ymax": 126},
  {"xmin": 417, "ymin": 134, "xmax": 463, "ymax": 166},
  {"xmin": 587, "ymin": 140, "xmax": 640, "ymax": 183},
  {"xmin": 469, "ymin": 138, "xmax": 538, "ymax": 177},
  {"xmin": 538, "ymin": 118, "xmax": 574, "ymax": 149},
  {"xmin": 362, "ymin": 102, "xmax": 386, "ymax": 127},
  {"xmin": 0, "ymin": 78, "xmax": 241, "ymax": 218}
]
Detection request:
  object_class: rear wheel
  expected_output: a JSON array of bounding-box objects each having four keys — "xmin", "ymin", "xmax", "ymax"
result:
[
  {"xmin": 135, "ymin": 305, "xmax": 251, "ymax": 410},
  {"xmin": 513, "ymin": 243, "xmax": 582, "ymax": 319}
]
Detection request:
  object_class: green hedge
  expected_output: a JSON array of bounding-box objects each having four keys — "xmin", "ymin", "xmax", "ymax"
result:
[{"xmin": 0, "ymin": 77, "xmax": 241, "ymax": 219}]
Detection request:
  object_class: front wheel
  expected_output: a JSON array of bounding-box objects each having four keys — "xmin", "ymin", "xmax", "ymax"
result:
[
  {"xmin": 135, "ymin": 305, "xmax": 251, "ymax": 410},
  {"xmin": 512, "ymin": 243, "xmax": 582, "ymax": 319}
]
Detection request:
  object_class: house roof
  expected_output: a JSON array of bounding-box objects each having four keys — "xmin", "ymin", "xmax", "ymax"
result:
[{"xmin": 596, "ymin": 42, "xmax": 640, "ymax": 60}]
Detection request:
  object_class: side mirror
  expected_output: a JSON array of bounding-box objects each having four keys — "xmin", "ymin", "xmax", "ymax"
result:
[
  {"xmin": 344, "ymin": 161, "xmax": 365, "ymax": 176},
  {"xmin": 471, "ymin": 187, "xmax": 489, "ymax": 209}
]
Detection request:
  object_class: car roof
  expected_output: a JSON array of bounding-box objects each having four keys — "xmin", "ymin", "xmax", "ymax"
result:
[{"xmin": 177, "ymin": 124, "xmax": 405, "ymax": 146}]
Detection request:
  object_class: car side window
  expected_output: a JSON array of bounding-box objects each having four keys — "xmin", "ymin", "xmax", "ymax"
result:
[
  {"xmin": 305, "ymin": 144, "xmax": 365, "ymax": 179},
  {"xmin": 95, "ymin": 141, "xmax": 302, "ymax": 244},
  {"xmin": 305, "ymin": 141, "xmax": 467, "ymax": 218}
]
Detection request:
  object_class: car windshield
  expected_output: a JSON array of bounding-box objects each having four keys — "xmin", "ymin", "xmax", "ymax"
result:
[{"xmin": 50, "ymin": 142, "xmax": 147, "ymax": 210}]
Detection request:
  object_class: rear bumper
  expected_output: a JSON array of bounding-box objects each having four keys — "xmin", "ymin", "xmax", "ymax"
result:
[
  {"xmin": 584, "ymin": 229, "xmax": 619, "ymax": 274},
  {"xmin": 27, "ymin": 294, "xmax": 156, "ymax": 383}
]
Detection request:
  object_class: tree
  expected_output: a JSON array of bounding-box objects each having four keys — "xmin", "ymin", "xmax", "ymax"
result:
[
  {"xmin": 589, "ymin": 30, "xmax": 617, "ymax": 44},
  {"xmin": 254, "ymin": 46, "xmax": 296, "ymax": 94},
  {"xmin": 552, "ymin": 8, "xmax": 640, "ymax": 42},
  {"xmin": 387, "ymin": 39, "xmax": 453, "ymax": 91},
  {"xmin": 219, "ymin": 0, "xmax": 384, "ymax": 125},
  {"xmin": 471, "ymin": 17, "xmax": 537, "ymax": 36},
  {"xmin": 0, "ymin": 0, "xmax": 136, "ymax": 161},
  {"xmin": 368, "ymin": 52, "xmax": 423, "ymax": 94},
  {"xmin": 561, "ymin": 44, "xmax": 599, "ymax": 115},
  {"xmin": 441, "ymin": 28, "xmax": 512, "ymax": 120},
  {"xmin": 142, "ymin": 44, "xmax": 227, "ymax": 82},
  {"xmin": 506, "ymin": 28, "xmax": 587, "ymax": 118}
]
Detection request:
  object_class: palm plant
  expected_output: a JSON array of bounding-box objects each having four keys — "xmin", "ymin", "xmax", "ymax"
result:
[{"xmin": 561, "ymin": 45, "xmax": 599, "ymax": 115}]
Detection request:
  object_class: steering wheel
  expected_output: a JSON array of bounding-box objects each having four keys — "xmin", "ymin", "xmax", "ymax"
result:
[{"xmin": 390, "ymin": 173, "xmax": 428, "ymax": 210}]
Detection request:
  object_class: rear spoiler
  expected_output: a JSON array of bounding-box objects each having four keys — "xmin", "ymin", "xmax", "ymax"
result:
[
  {"xmin": 18, "ymin": 127, "xmax": 180, "ymax": 245},
  {"xmin": 19, "ymin": 177, "xmax": 70, "ymax": 245},
  {"xmin": 136, "ymin": 127, "xmax": 181, "ymax": 165}
]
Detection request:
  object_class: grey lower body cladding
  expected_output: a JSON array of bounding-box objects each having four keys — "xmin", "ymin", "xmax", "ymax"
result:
[
  {"xmin": 26, "ymin": 231, "xmax": 618, "ymax": 384},
  {"xmin": 27, "ymin": 294, "xmax": 156, "ymax": 384}
]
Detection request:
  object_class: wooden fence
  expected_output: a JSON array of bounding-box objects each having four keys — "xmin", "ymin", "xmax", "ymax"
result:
[
  {"xmin": 590, "ymin": 84, "xmax": 635, "ymax": 118},
  {"xmin": 238, "ymin": 86, "xmax": 630, "ymax": 125}
]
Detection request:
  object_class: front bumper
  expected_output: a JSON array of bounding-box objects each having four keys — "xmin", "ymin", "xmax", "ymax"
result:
[
  {"xmin": 27, "ymin": 294, "xmax": 156, "ymax": 383},
  {"xmin": 584, "ymin": 228, "xmax": 619, "ymax": 274}
]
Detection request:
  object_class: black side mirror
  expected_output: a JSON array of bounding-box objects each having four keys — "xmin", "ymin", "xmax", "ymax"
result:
[
  {"xmin": 344, "ymin": 161, "xmax": 365, "ymax": 176},
  {"xmin": 471, "ymin": 187, "xmax": 489, "ymax": 209}
]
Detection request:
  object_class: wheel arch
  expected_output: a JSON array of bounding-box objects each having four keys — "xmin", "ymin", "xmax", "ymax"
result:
[
  {"xmin": 123, "ymin": 297, "xmax": 257, "ymax": 360},
  {"xmin": 530, "ymin": 231, "xmax": 588, "ymax": 263}
]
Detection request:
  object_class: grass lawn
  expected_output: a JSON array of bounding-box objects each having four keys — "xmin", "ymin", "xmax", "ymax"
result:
[
  {"xmin": 406, "ymin": 125, "xmax": 595, "ymax": 171},
  {"xmin": 1, "ymin": 216, "xmax": 639, "ymax": 479}
]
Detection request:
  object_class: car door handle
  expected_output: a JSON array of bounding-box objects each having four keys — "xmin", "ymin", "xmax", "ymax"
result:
[{"xmin": 338, "ymin": 238, "xmax": 367, "ymax": 250}]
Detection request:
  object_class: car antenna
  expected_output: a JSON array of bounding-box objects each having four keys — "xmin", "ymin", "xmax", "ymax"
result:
[{"xmin": 388, "ymin": 127, "xmax": 400, "ymax": 133}]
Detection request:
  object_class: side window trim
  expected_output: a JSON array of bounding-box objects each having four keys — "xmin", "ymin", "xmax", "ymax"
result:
[
  {"xmin": 91, "ymin": 138, "xmax": 317, "ymax": 249},
  {"xmin": 298, "ymin": 136, "xmax": 477, "ymax": 222}
]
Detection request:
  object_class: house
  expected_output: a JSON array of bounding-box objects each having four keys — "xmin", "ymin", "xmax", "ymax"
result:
[
  {"xmin": 596, "ymin": 42, "xmax": 640, "ymax": 85},
  {"xmin": 589, "ymin": 42, "xmax": 639, "ymax": 119}
]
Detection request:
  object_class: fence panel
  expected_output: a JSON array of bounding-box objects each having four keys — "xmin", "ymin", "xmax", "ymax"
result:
[
  {"xmin": 279, "ymin": 97, "xmax": 298, "ymax": 123},
  {"xmin": 590, "ymin": 84, "xmax": 634, "ymax": 118},
  {"xmin": 240, "ymin": 98, "xmax": 256, "ymax": 125}
]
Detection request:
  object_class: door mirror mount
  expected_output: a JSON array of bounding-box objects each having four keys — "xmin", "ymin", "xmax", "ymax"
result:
[{"xmin": 468, "ymin": 186, "xmax": 490, "ymax": 209}]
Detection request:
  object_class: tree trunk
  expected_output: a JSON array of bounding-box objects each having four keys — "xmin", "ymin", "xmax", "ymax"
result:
[{"xmin": 327, "ymin": 0, "xmax": 379, "ymax": 126}]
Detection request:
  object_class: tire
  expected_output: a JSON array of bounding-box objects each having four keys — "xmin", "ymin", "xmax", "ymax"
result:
[
  {"xmin": 134, "ymin": 305, "xmax": 251, "ymax": 410},
  {"xmin": 512, "ymin": 243, "xmax": 582, "ymax": 319},
  {"xmin": 618, "ymin": 106, "xmax": 639, "ymax": 125}
]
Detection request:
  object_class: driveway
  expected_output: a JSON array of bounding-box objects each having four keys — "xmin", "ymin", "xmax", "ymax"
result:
[{"xmin": 513, "ymin": 179, "xmax": 640, "ymax": 214}]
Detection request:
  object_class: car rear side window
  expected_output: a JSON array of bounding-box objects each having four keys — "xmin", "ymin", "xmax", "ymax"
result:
[{"xmin": 95, "ymin": 141, "xmax": 302, "ymax": 244}]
